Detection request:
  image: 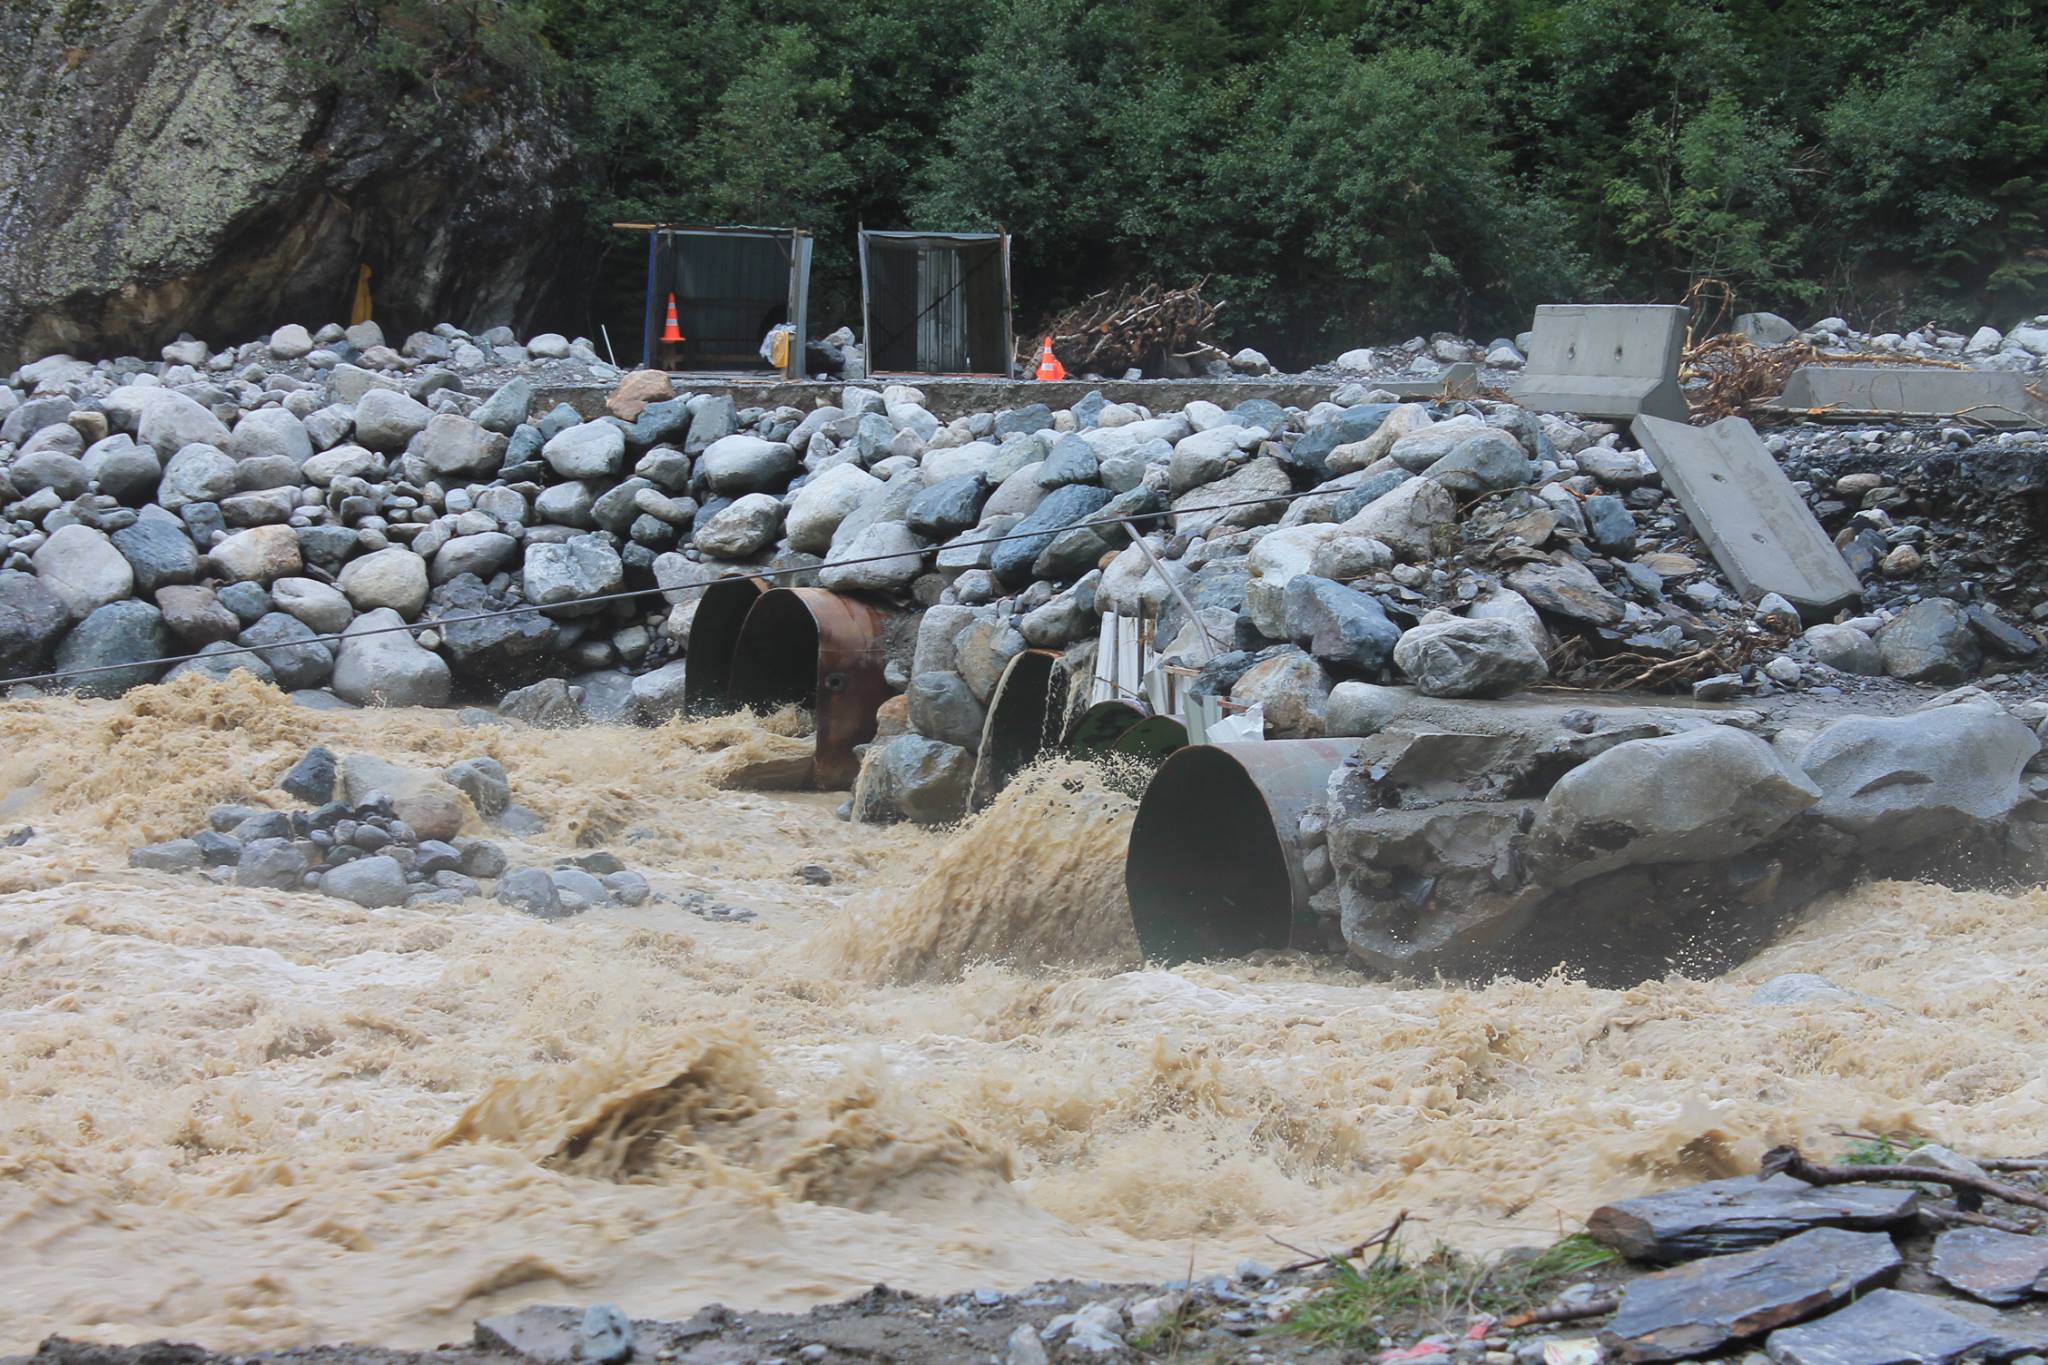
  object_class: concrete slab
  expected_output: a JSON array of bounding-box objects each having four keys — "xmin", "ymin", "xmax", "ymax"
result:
[
  {"xmin": 1765, "ymin": 365, "xmax": 2048, "ymax": 426},
  {"xmin": 1633, "ymin": 414, "xmax": 1862, "ymax": 619},
  {"xmin": 1371, "ymin": 362, "xmax": 1481, "ymax": 399},
  {"xmin": 1514, "ymin": 303, "xmax": 1689, "ymax": 422}
]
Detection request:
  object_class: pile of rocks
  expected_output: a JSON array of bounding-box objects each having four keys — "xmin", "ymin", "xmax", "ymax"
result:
[
  {"xmin": 6, "ymin": 316, "xmax": 2045, "ymax": 829},
  {"xmin": 1580, "ymin": 1157, "xmax": 2048, "ymax": 1365},
  {"xmin": 127, "ymin": 743, "xmax": 650, "ymax": 917}
]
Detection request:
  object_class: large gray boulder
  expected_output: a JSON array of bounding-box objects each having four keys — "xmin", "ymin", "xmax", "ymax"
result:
[
  {"xmin": 542, "ymin": 421, "xmax": 626, "ymax": 480},
  {"xmin": 205, "ymin": 524, "xmax": 302, "ymax": 584},
  {"xmin": 320, "ymin": 854, "xmax": 411, "ymax": 908},
  {"xmin": 227, "ymin": 408, "xmax": 313, "ymax": 467},
  {"xmin": 699, "ymin": 434, "xmax": 798, "ymax": 494},
  {"xmin": 157, "ymin": 442, "xmax": 238, "ymax": 511},
  {"xmin": 473, "ymin": 378, "xmax": 534, "ymax": 434},
  {"xmin": 906, "ymin": 670, "xmax": 987, "ymax": 749},
  {"xmin": 338, "ymin": 546, "xmax": 430, "ymax": 618},
  {"xmin": 1230, "ymin": 648, "xmax": 1333, "ymax": 738},
  {"xmin": 352, "ymin": 388, "xmax": 432, "ymax": 453},
  {"xmin": 331, "ymin": 607, "xmax": 451, "ymax": 707},
  {"xmin": 817, "ymin": 521, "xmax": 927, "ymax": 593},
  {"xmin": 237, "ymin": 611, "xmax": 336, "ymax": 689},
  {"xmin": 10, "ymin": 449, "xmax": 88, "ymax": 498},
  {"xmin": 81, "ymin": 434, "xmax": 162, "ymax": 501},
  {"xmin": 629, "ymin": 659, "xmax": 690, "ymax": 725},
  {"xmin": 52, "ymin": 598, "xmax": 167, "ymax": 696},
  {"xmin": 1283, "ymin": 576, "xmax": 1401, "ymax": 673},
  {"xmin": 32, "ymin": 523, "xmax": 134, "ymax": 618},
  {"xmin": 135, "ymin": 391, "xmax": 230, "ymax": 457},
  {"xmin": 1393, "ymin": 616, "xmax": 1549, "ymax": 698},
  {"xmin": 1799, "ymin": 703, "xmax": 2036, "ymax": 844},
  {"xmin": 856, "ymin": 733, "xmax": 973, "ymax": 825},
  {"xmin": 1530, "ymin": 726, "xmax": 1820, "ymax": 885},
  {"xmin": 692, "ymin": 493, "xmax": 783, "ymax": 559},
  {"xmin": 785, "ymin": 463, "xmax": 879, "ymax": 553},
  {"xmin": 0, "ymin": 569, "xmax": 71, "ymax": 673},
  {"xmin": 522, "ymin": 534, "xmax": 623, "ymax": 617},
  {"xmin": 1877, "ymin": 598, "xmax": 1981, "ymax": 683},
  {"xmin": 1422, "ymin": 429, "xmax": 1531, "ymax": 495},
  {"xmin": 1802, "ymin": 623, "xmax": 1882, "ymax": 676},
  {"xmin": 110, "ymin": 505, "xmax": 201, "ymax": 594},
  {"xmin": 408, "ymin": 413, "xmax": 498, "ymax": 479},
  {"xmin": 430, "ymin": 574, "xmax": 560, "ymax": 683},
  {"xmin": 1340, "ymin": 475, "xmax": 1455, "ymax": 560},
  {"xmin": 991, "ymin": 483, "xmax": 1115, "ymax": 587},
  {"xmin": 432, "ymin": 532, "xmax": 519, "ymax": 585},
  {"xmin": 270, "ymin": 577, "xmax": 354, "ymax": 633}
]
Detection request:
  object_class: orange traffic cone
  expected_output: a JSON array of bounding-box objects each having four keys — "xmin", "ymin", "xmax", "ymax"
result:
[
  {"xmin": 661, "ymin": 293, "xmax": 686, "ymax": 343},
  {"xmin": 1035, "ymin": 336, "xmax": 1066, "ymax": 381}
]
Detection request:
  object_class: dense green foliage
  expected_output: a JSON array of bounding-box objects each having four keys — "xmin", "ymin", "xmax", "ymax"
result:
[{"xmin": 287, "ymin": 0, "xmax": 2048, "ymax": 362}]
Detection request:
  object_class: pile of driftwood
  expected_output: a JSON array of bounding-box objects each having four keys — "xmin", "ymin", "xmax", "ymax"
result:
[{"xmin": 1034, "ymin": 281, "xmax": 1222, "ymax": 376}]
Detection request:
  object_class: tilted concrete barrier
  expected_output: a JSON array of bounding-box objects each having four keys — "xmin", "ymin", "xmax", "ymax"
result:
[{"xmin": 1632, "ymin": 414, "xmax": 1863, "ymax": 620}]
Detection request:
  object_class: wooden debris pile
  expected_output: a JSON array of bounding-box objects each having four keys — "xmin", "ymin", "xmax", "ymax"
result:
[{"xmin": 1033, "ymin": 280, "xmax": 1222, "ymax": 377}]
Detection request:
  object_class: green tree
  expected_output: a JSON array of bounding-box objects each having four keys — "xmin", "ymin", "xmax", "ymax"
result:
[{"xmin": 1604, "ymin": 91, "xmax": 1810, "ymax": 301}]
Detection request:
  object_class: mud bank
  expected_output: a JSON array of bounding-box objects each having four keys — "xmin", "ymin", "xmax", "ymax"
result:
[{"xmin": 2, "ymin": 677, "xmax": 2046, "ymax": 1352}]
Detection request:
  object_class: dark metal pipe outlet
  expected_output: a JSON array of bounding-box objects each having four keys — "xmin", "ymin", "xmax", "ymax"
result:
[
  {"xmin": 1109, "ymin": 715, "xmax": 1188, "ymax": 764},
  {"xmin": 1125, "ymin": 740, "xmax": 1362, "ymax": 962},
  {"xmin": 683, "ymin": 576, "xmax": 770, "ymax": 716},
  {"xmin": 968, "ymin": 648, "xmax": 1069, "ymax": 810},
  {"xmin": 1065, "ymin": 699, "xmax": 1149, "ymax": 754},
  {"xmin": 725, "ymin": 587, "xmax": 893, "ymax": 789}
]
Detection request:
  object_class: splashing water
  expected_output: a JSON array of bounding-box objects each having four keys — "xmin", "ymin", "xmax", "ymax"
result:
[{"xmin": 2, "ymin": 675, "xmax": 2044, "ymax": 1351}]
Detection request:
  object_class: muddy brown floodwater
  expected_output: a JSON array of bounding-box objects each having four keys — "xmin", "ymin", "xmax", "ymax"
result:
[{"xmin": 2, "ymin": 674, "xmax": 2045, "ymax": 1353}]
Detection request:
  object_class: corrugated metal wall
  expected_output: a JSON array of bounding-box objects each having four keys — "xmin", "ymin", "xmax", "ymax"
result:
[
  {"xmin": 659, "ymin": 232, "xmax": 792, "ymax": 368},
  {"xmin": 864, "ymin": 236, "xmax": 1010, "ymax": 374}
]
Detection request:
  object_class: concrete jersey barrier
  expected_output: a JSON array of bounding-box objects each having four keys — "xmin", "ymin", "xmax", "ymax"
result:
[
  {"xmin": 1632, "ymin": 413, "xmax": 1863, "ymax": 619},
  {"xmin": 1513, "ymin": 303, "xmax": 1689, "ymax": 422},
  {"xmin": 1765, "ymin": 365, "xmax": 2048, "ymax": 427}
]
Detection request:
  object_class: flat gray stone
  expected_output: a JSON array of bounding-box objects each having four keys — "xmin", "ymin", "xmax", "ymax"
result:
[
  {"xmin": 1601, "ymin": 1227, "xmax": 1902, "ymax": 1362},
  {"xmin": 1928, "ymin": 1226, "xmax": 2048, "ymax": 1306},
  {"xmin": 1764, "ymin": 1289, "xmax": 2048, "ymax": 1365},
  {"xmin": 1588, "ymin": 1175, "xmax": 1919, "ymax": 1263}
]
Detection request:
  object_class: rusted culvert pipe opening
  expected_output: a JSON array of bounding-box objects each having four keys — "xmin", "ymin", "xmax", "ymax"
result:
[
  {"xmin": 727, "ymin": 589, "xmax": 821, "ymax": 712},
  {"xmin": 1125, "ymin": 740, "xmax": 1361, "ymax": 963},
  {"xmin": 683, "ymin": 576, "xmax": 769, "ymax": 716},
  {"xmin": 721, "ymin": 588, "xmax": 895, "ymax": 789},
  {"xmin": 969, "ymin": 649, "xmax": 1068, "ymax": 809}
]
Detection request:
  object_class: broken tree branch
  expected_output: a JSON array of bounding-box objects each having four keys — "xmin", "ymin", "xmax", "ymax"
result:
[
  {"xmin": 1273, "ymin": 1210, "xmax": 1411, "ymax": 1274},
  {"xmin": 1760, "ymin": 1145, "xmax": 2048, "ymax": 1213},
  {"xmin": 1919, "ymin": 1204, "xmax": 2038, "ymax": 1235},
  {"xmin": 1502, "ymin": 1295, "xmax": 1621, "ymax": 1330}
]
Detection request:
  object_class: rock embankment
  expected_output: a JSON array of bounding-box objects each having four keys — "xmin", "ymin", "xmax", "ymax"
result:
[{"xmin": 5, "ymin": 313, "xmax": 2047, "ymax": 828}]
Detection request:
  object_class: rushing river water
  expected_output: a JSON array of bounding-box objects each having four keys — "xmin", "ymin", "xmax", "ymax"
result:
[{"xmin": 1, "ymin": 674, "xmax": 2042, "ymax": 1351}]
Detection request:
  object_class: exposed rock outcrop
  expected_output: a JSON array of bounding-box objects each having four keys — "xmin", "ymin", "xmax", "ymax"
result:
[{"xmin": 0, "ymin": 0, "xmax": 576, "ymax": 366}]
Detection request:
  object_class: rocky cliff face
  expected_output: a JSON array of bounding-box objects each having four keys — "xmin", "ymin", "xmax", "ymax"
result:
[{"xmin": 0, "ymin": 0, "xmax": 577, "ymax": 367}]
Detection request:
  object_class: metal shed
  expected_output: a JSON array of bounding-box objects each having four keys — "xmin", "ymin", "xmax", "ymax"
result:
[
  {"xmin": 619, "ymin": 224, "xmax": 812, "ymax": 378},
  {"xmin": 859, "ymin": 230, "xmax": 1013, "ymax": 377}
]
